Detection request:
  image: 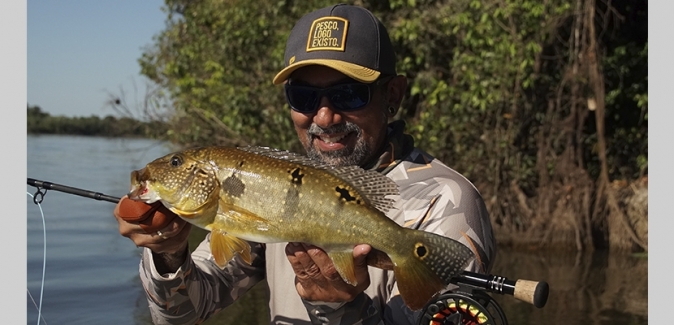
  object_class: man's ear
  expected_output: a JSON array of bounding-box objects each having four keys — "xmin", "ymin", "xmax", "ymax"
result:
[{"xmin": 385, "ymin": 75, "xmax": 408, "ymax": 116}]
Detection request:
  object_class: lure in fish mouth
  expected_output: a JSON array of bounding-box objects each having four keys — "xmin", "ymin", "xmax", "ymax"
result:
[{"xmin": 127, "ymin": 169, "xmax": 161, "ymax": 204}]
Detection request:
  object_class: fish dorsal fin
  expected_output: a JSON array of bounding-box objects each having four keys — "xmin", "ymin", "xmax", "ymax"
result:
[
  {"xmin": 236, "ymin": 146, "xmax": 399, "ymax": 213},
  {"xmin": 330, "ymin": 165, "xmax": 398, "ymax": 213}
]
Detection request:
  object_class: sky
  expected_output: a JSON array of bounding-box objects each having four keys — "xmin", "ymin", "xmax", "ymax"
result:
[{"xmin": 27, "ymin": 0, "xmax": 167, "ymax": 118}]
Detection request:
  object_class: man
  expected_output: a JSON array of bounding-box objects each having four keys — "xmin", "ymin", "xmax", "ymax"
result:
[{"xmin": 115, "ymin": 4, "xmax": 496, "ymax": 324}]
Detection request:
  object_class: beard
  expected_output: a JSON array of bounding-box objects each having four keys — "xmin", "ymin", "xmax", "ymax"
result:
[{"xmin": 304, "ymin": 122, "xmax": 371, "ymax": 167}]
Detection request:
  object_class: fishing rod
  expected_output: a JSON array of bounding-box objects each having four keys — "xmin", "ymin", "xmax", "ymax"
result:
[
  {"xmin": 450, "ymin": 270, "xmax": 548, "ymax": 308},
  {"xmin": 27, "ymin": 177, "xmax": 549, "ymax": 313},
  {"xmin": 27, "ymin": 178, "xmax": 121, "ymax": 204}
]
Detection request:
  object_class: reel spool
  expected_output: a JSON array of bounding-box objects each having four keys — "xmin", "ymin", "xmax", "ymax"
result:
[{"xmin": 418, "ymin": 289, "xmax": 507, "ymax": 325}]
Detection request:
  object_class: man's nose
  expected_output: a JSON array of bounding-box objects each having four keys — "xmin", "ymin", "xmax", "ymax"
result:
[{"xmin": 312, "ymin": 96, "xmax": 343, "ymax": 128}]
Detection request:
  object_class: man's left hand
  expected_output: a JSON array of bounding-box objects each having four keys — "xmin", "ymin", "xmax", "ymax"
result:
[{"xmin": 285, "ymin": 243, "xmax": 371, "ymax": 303}]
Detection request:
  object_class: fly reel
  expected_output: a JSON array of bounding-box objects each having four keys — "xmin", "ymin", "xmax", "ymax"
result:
[
  {"xmin": 418, "ymin": 289, "xmax": 507, "ymax": 325},
  {"xmin": 418, "ymin": 271, "xmax": 549, "ymax": 325}
]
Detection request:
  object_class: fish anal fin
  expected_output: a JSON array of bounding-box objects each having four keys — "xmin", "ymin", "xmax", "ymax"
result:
[
  {"xmin": 209, "ymin": 228, "xmax": 252, "ymax": 269},
  {"xmin": 366, "ymin": 248, "xmax": 394, "ymax": 270},
  {"xmin": 327, "ymin": 251, "xmax": 358, "ymax": 286},
  {"xmin": 393, "ymin": 263, "xmax": 445, "ymax": 311}
]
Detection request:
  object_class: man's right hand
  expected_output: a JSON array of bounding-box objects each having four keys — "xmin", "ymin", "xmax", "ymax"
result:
[{"xmin": 114, "ymin": 196, "xmax": 192, "ymax": 267}]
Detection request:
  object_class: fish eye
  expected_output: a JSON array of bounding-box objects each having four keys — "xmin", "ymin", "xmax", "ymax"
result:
[{"xmin": 170, "ymin": 155, "xmax": 183, "ymax": 167}]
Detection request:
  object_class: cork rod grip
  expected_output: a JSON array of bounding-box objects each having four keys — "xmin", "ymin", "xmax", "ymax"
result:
[{"xmin": 513, "ymin": 279, "xmax": 549, "ymax": 308}]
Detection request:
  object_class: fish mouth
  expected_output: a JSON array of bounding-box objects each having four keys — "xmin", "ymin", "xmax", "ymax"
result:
[{"xmin": 128, "ymin": 169, "xmax": 160, "ymax": 204}]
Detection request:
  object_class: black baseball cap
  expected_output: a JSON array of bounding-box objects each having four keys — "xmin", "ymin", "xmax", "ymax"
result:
[{"xmin": 272, "ymin": 4, "xmax": 397, "ymax": 85}]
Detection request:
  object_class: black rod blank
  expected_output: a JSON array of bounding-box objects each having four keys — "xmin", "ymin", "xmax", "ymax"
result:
[{"xmin": 27, "ymin": 178, "xmax": 121, "ymax": 203}]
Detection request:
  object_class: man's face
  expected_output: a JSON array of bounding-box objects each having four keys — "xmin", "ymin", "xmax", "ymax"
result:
[{"xmin": 288, "ymin": 66, "xmax": 390, "ymax": 167}]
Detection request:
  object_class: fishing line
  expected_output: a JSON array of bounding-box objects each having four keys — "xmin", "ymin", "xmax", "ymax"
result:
[{"xmin": 27, "ymin": 191, "xmax": 48, "ymax": 325}]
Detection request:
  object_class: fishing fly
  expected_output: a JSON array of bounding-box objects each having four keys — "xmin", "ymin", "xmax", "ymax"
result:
[{"xmin": 26, "ymin": 177, "xmax": 549, "ymax": 325}]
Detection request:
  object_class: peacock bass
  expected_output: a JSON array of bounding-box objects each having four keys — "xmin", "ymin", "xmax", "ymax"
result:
[{"xmin": 127, "ymin": 145, "xmax": 474, "ymax": 310}]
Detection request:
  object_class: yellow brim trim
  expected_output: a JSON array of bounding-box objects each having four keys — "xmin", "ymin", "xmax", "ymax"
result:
[{"xmin": 272, "ymin": 59, "xmax": 381, "ymax": 84}]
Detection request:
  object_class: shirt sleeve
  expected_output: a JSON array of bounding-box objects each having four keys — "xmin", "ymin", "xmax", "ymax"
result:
[
  {"xmin": 139, "ymin": 233, "xmax": 266, "ymax": 325},
  {"xmin": 302, "ymin": 293, "xmax": 386, "ymax": 325}
]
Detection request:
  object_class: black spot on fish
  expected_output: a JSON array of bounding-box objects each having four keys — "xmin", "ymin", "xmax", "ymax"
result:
[
  {"xmin": 222, "ymin": 174, "xmax": 245, "ymax": 198},
  {"xmin": 238, "ymin": 161, "xmax": 245, "ymax": 168},
  {"xmin": 288, "ymin": 168, "xmax": 304, "ymax": 185},
  {"xmin": 335, "ymin": 186, "xmax": 358, "ymax": 203}
]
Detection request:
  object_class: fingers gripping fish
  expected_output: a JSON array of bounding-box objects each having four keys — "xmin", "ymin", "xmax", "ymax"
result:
[{"xmin": 127, "ymin": 145, "xmax": 474, "ymax": 310}]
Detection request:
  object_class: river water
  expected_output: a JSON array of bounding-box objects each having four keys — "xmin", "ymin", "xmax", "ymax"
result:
[{"xmin": 26, "ymin": 134, "xmax": 648, "ymax": 325}]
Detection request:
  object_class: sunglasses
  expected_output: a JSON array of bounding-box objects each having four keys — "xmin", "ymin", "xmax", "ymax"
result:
[{"xmin": 284, "ymin": 76, "xmax": 392, "ymax": 114}]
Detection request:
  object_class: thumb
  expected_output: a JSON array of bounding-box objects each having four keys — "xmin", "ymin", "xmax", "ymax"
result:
[{"xmin": 353, "ymin": 244, "xmax": 372, "ymax": 268}]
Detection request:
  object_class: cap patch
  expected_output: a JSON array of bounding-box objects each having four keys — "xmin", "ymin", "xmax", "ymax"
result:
[{"xmin": 306, "ymin": 17, "xmax": 348, "ymax": 52}]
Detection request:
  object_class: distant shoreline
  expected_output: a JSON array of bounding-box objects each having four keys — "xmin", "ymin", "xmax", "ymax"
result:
[{"xmin": 27, "ymin": 105, "xmax": 168, "ymax": 139}]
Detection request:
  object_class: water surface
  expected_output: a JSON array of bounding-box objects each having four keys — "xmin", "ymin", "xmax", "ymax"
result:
[
  {"xmin": 27, "ymin": 134, "xmax": 647, "ymax": 325},
  {"xmin": 27, "ymin": 134, "xmax": 175, "ymax": 325}
]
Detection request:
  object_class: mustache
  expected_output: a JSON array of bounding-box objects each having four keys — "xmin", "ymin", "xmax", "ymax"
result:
[{"xmin": 307, "ymin": 122, "xmax": 361, "ymax": 137}]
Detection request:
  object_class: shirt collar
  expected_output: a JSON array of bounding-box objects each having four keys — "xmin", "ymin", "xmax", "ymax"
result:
[{"xmin": 363, "ymin": 120, "xmax": 415, "ymax": 173}]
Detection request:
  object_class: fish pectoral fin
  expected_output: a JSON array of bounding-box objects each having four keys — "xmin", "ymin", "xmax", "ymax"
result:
[
  {"xmin": 327, "ymin": 251, "xmax": 358, "ymax": 286},
  {"xmin": 209, "ymin": 228, "xmax": 252, "ymax": 269},
  {"xmin": 217, "ymin": 199, "xmax": 270, "ymax": 223}
]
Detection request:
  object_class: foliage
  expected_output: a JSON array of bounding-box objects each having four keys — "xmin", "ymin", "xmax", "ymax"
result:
[
  {"xmin": 138, "ymin": 0, "xmax": 341, "ymax": 150},
  {"xmin": 138, "ymin": 0, "xmax": 647, "ymax": 251},
  {"xmin": 594, "ymin": 0, "xmax": 648, "ymax": 179}
]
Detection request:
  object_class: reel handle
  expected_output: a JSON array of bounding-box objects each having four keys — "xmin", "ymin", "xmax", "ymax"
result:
[{"xmin": 451, "ymin": 271, "xmax": 549, "ymax": 308}]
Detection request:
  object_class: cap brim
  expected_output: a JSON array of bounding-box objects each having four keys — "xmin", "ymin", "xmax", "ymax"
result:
[{"xmin": 272, "ymin": 59, "xmax": 381, "ymax": 85}]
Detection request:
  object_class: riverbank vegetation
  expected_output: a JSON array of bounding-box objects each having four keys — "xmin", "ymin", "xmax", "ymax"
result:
[
  {"xmin": 27, "ymin": 104, "xmax": 168, "ymax": 138},
  {"xmin": 33, "ymin": 0, "xmax": 647, "ymax": 254},
  {"xmin": 130, "ymin": 0, "xmax": 646, "ymax": 253}
]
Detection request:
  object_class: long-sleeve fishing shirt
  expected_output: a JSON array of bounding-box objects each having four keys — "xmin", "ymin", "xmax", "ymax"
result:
[{"xmin": 138, "ymin": 120, "xmax": 497, "ymax": 325}]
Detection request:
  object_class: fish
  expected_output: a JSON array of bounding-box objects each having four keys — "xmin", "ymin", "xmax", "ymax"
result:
[{"xmin": 127, "ymin": 145, "xmax": 474, "ymax": 310}]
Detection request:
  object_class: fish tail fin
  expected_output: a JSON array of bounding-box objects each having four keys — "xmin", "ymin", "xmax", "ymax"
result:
[
  {"xmin": 209, "ymin": 228, "xmax": 252, "ymax": 269},
  {"xmin": 391, "ymin": 229, "xmax": 474, "ymax": 310}
]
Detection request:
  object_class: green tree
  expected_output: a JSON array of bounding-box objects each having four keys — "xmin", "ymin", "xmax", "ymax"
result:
[
  {"xmin": 139, "ymin": 0, "xmax": 647, "ymax": 252},
  {"xmin": 139, "ymin": 0, "xmax": 340, "ymax": 150}
]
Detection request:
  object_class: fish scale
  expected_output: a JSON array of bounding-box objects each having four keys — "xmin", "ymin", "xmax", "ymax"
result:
[{"xmin": 128, "ymin": 145, "xmax": 475, "ymax": 310}]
